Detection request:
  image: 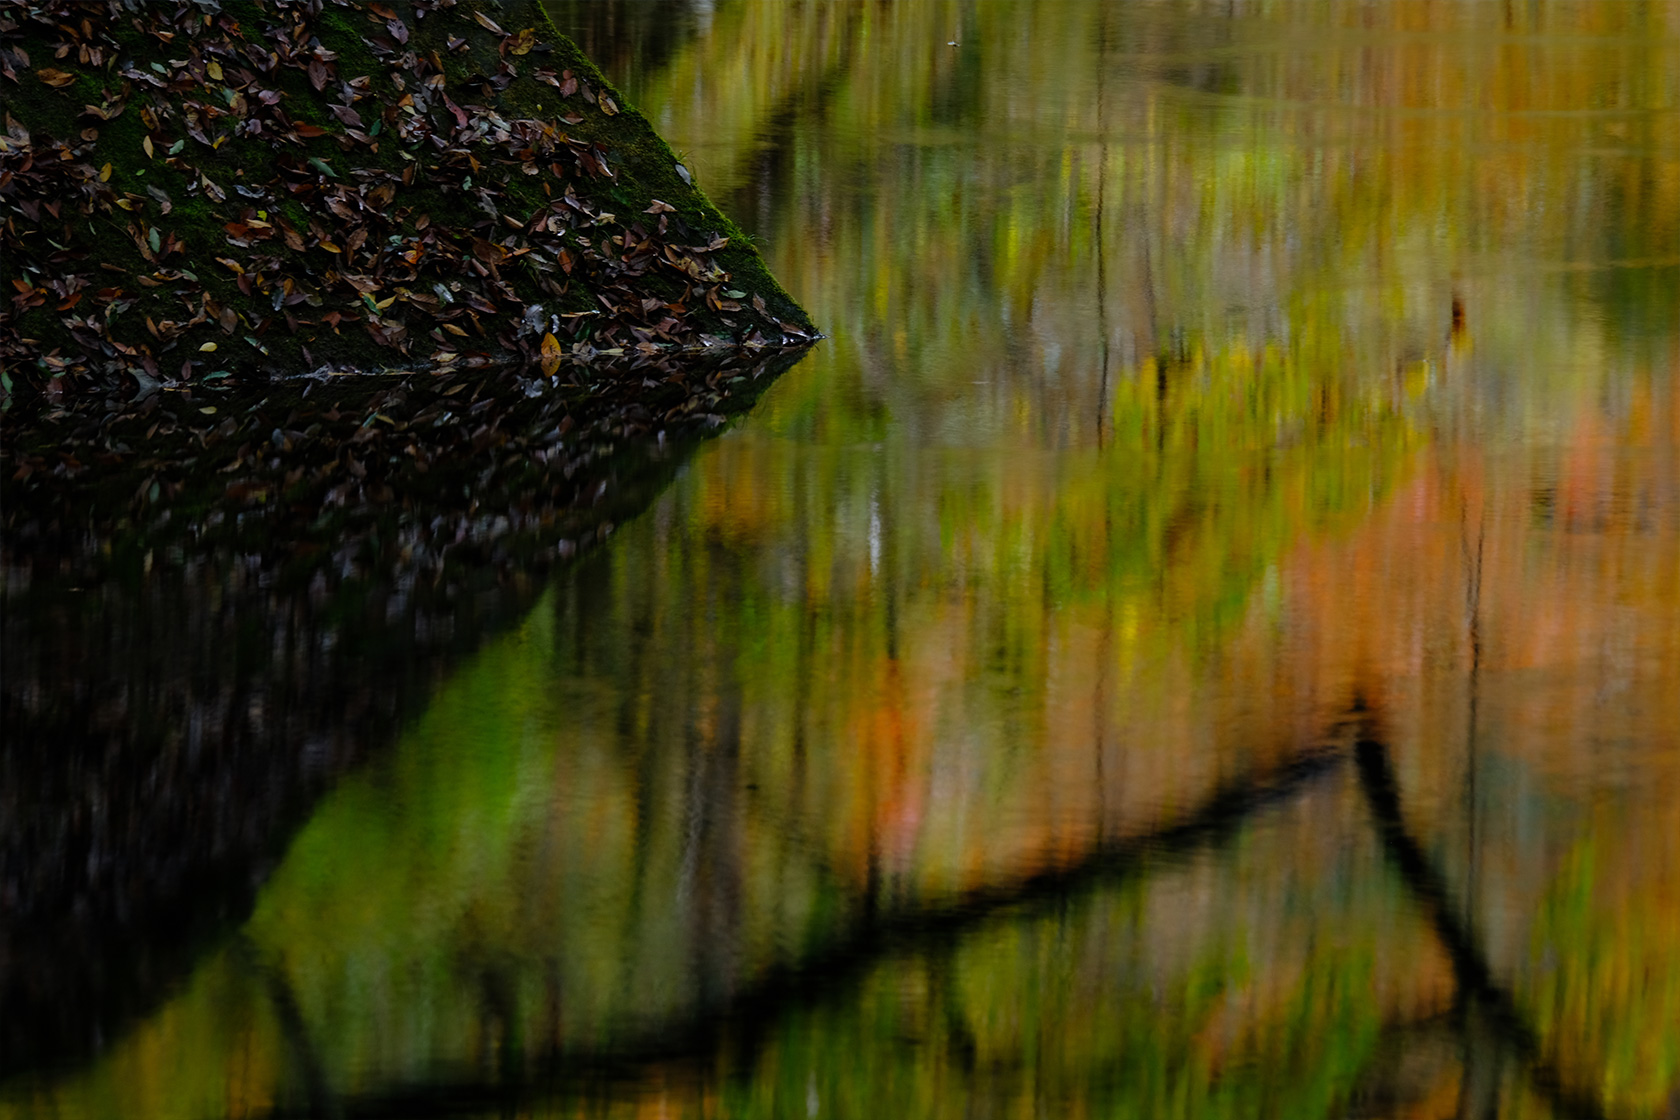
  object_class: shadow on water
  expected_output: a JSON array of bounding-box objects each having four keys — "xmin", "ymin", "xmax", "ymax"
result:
[{"xmin": 0, "ymin": 346, "xmax": 813, "ymax": 1078}]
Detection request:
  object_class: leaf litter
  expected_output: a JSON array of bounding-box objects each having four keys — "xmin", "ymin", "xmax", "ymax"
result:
[{"xmin": 0, "ymin": 0, "xmax": 815, "ymax": 401}]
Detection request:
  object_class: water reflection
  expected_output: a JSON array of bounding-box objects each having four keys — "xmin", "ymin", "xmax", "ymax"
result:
[
  {"xmin": 0, "ymin": 348, "xmax": 806, "ymax": 1076},
  {"xmin": 4, "ymin": 0, "xmax": 1678, "ymax": 1117}
]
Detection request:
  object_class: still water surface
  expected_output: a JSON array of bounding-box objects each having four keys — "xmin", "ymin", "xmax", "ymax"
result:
[{"xmin": 5, "ymin": 1, "xmax": 1679, "ymax": 1116}]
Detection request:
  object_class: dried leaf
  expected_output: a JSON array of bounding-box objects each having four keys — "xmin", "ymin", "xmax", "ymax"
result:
[
  {"xmin": 37, "ymin": 68, "xmax": 75, "ymax": 88},
  {"xmin": 473, "ymin": 11, "xmax": 506, "ymax": 34},
  {"xmin": 142, "ymin": 134, "xmax": 154, "ymax": 158}
]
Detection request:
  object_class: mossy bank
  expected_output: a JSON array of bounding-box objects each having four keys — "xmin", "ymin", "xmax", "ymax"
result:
[{"xmin": 0, "ymin": 0, "xmax": 815, "ymax": 398}]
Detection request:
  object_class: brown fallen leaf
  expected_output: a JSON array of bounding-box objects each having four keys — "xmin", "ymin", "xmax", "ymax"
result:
[
  {"xmin": 37, "ymin": 68, "xmax": 75, "ymax": 88},
  {"xmin": 472, "ymin": 11, "xmax": 506, "ymax": 34},
  {"xmin": 540, "ymin": 332, "xmax": 562, "ymax": 376}
]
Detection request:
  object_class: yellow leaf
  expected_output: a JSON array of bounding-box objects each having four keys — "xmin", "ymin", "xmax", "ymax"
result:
[
  {"xmin": 320, "ymin": 241, "xmax": 341, "ymax": 253},
  {"xmin": 199, "ymin": 342, "xmax": 218, "ymax": 352},
  {"xmin": 99, "ymin": 162, "xmax": 112, "ymax": 182},
  {"xmin": 142, "ymin": 135, "xmax": 154, "ymax": 158},
  {"xmin": 199, "ymin": 406, "xmax": 218, "ymax": 415},
  {"xmin": 206, "ymin": 59, "xmax": 222, "ymax": 81},
  {"xmin": 540, "ymin": 332, "xmax": 562, "ymax": 376},
  {"xmin": 442, "ymin": 323, "xmax": 468, "ymax": 336},
  {"xmin": 375, "ymin": 295, "xmax": 397, "ymax": 310}
]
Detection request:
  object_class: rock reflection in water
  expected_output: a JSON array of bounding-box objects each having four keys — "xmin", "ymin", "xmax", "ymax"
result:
[{"xmin": 0, "ymin": 348, "xmax": 810, "ymax": 1076}]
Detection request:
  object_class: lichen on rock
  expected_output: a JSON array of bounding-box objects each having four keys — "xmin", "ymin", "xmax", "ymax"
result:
[{"xmin": 0, "ymin": 0, "xmax": 815, "ymax": 398}]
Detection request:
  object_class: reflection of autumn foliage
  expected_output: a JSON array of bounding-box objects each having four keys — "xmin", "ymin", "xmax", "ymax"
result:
[
  {"xmin": 7, "ymin": 1, "xmax": 1679, "ymax": 1116},
  {"xmin": 1255, "ymin": 349, "xmax": 1680, "ymax": 1116}
]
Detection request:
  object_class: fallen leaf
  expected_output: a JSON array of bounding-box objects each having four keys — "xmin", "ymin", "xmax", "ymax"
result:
[
  {"xmin": 142, "ymin": 135, "xmax": 154, "ymax": 157},
  {"xmin": 207, "ymin": 59, "xmax": 222, "ymax": 80},
  {"xmin": 540, "ymin": 331, "xmax": 562, "ymax": 376},
  {"xmin": 199, "ymin": 342, "xmax": 218, "ymax": 352},
  {"xmin": 473, "ymin": 11, "xmax": 506, "ymax": 34},
  {"xmin": 99, "ymin": 162, "xmax": 112, "ymax": 182},
  {"xmin": 37, "ymin": 68, "xmax": 75, "ymax": 88}
]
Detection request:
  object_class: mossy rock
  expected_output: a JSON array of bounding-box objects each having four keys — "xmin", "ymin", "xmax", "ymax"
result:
[{"xmin": 0, "ymin": 0, "xmax": 814, "ymax": 398}]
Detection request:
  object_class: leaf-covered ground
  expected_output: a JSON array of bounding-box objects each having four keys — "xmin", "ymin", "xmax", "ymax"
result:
[{"xmin": 0, "ymin": 0, "xmax": 814, "ymax": 398}]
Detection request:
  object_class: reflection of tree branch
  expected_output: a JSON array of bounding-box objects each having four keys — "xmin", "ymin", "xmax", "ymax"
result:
[
  {"xmin": 233, "ymin": 936, "xmax": 339, "ymax": 1120},
  {"xmin": 255, "ymin": 739, "xmax": 1353, "ymax": 1119},
  {"xmin": 1353, "ymin": 733, "xmax": 1611, "ymax": 1120}
]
